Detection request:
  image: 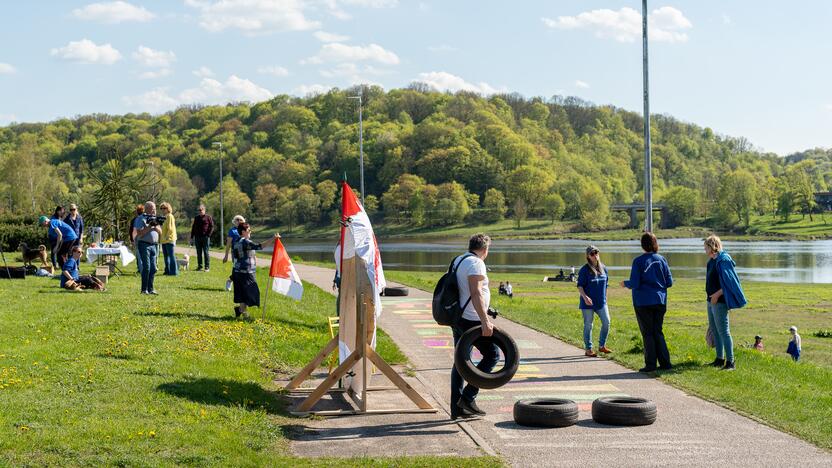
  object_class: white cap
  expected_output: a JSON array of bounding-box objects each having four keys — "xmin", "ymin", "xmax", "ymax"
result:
[{"xmin": 789, "ymin": 326, "xmax": 797, "ymax": 332}]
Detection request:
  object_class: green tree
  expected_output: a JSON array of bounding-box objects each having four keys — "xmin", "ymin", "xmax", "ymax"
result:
[
  {"xmin": 717, "ymin": 170, "xmax": 757, "ymax": 229},
  {"xmin": 505, "ymin": 165, "xmax": 554, "ymax": 216},
  {"xmin": 482, "ymin": 188, "xmax": 507, "ymax": 223},
  {"xmin": 661, "ymin": 186, "xmax": 699, "ymax": 227},
  {"xmin": 201, "ymin": 176, "xmax": 252, "ymax": 231},
  {"xmin": 513, "ymin": 199, "xmax": 527, "ymax": 229},
  {"xmin": 577, "ymin": 185, "xmax": 609, "ymax": 231},
  {"xmin": 86, "ymin": 152, "xmax": 155, "ymax": 240},
  {"xmin": 542, "ymin": 193, "xmax": 565, "ymax": 224}
]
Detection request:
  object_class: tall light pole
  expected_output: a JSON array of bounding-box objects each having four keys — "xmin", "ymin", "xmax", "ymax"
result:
[
  {"xmin": 348, "ymin": 93, "xmax": 365, "ymax": 205},
  {"xmin": 642, "ymin": 0, "xmax": 653, "ymax": 232},
  {"xmin": 212, "ymin": 142, "xmax": 224, "ymax": 240}
]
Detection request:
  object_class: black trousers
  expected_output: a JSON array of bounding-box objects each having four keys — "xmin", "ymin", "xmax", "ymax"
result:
[
  {"xmin": 450, "ymin": 317, "xmax": 500, "ymax": 418},
  {"xmin": 634, "ymin": 304, "xmax": 672, "ymax": 369}
]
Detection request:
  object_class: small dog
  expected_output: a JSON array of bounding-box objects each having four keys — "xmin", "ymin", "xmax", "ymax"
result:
[
  {"xmin": 177, "ymin": 253, "xmax": 190, "ymax": 271},
  {"xmin": 20, "ymin": 243, "xmax": 48, "ymax": 267}
]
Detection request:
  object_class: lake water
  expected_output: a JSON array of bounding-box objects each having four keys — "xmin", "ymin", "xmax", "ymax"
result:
[{"xmin": 283, "ymin": 237, "xmax": 832, "ymax": 284}]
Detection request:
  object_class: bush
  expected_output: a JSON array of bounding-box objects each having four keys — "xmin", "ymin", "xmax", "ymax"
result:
[
  {"xmin": 0, "ymin": 224, "xmax": 47, "ymax": 252},
  {"xmin": 814, "ymin": 330, "xmax": 832, "ymax": 338},
  {"xmin": 0, "ymin": 214, "xmax": 40, "ymax": 226}
]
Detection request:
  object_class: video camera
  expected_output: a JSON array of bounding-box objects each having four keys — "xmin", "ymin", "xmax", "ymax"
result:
[
  {"xmin": 487, "ymin": 307, "xmax": 499, "ymax": 319},
  {"xmin": 144, "ymin": 215, "xmax": 166, "ymax": 227}
]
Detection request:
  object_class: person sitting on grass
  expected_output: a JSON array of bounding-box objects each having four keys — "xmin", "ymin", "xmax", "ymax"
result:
[
  {"xmin": 498, "ymin": 281, "xmax": 506, "ymax": 295},
  {"xmin": 231, "ymin": 223, "xmax": 278, "ymax": 319},
  {"xmin": 505, "ymin": 281, "xmax": 513, "ymax": 299},
  {"xmin": 787, "ymin": 326, "xmax": 801, "ymax": 362},
  {"xmin": 753, "ymin": 335, "xmax": 764, "ymax": 351},
  {"xmin": 61, "ymin": 246, "xmax": 105, "ymax": 291}
]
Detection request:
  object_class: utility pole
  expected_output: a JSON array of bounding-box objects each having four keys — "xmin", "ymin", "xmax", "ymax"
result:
[
  {"xmin": 348, "ymin": 92, "xmax": 365, "ymax": 205},
  {"xmin": 212, "ymin": 142, "xmax": 224, "ymax": 240},
  {"xmin": 642, "ymin": 0, "xmax": 654, "ymax": 232}
]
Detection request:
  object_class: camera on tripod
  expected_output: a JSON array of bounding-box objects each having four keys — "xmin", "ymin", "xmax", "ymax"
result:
[{"xmin": 144, "ymin": 215, "xmax": 166, "ymax": 227}]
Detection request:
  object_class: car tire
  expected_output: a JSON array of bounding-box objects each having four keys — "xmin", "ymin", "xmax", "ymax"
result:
[
  {"xmin": 454, "ymin": 326, "xmax": 519, "ymax": 390},
  {"xmin": 591, "ymin": 396, "xmax": 657, "ymax": 426},
  {"xmin": 514, "ymin": 398, "xmax": 579, "ymax": 427},
  {"xmin": 382, "ymin": 286, "xmax": 409, "ymax": 296}
]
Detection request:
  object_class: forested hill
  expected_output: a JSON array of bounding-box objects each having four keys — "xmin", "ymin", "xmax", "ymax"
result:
[{"xmin": 0, "ymin": 85, "xmax": 829, "ymax": 237}]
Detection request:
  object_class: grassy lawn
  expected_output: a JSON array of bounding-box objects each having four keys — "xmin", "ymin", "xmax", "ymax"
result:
[
  {"xmin": 0, "ymin": 266, "xmax": 499, "ymax": 467},
  {"xmin": 749, "ymin": 213, "xmax": 832, "ymax": 238},
  {"xmin": 383, "ymin": 269, "xmax": 832, "ymax": 450}
]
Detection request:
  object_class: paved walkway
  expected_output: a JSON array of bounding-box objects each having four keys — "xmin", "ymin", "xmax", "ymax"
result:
[
  {"xmin": 293, "ymin": 263, "xmax": 831, "ymax": 467},
  {"xmin": 181, "ymin": 247, "xmax": 830, "ymax": 465}
]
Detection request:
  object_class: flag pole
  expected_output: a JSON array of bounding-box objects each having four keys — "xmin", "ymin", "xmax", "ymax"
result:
[{"xmin": 262, "ymin": 271, "xmax": 270, "ymax": 320}]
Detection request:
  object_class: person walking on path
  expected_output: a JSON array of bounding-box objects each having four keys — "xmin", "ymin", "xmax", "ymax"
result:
[
  {"xmin": 63, "ymin": 204, "xmax": 84, "ymax": 248},
  {"xmin": 134, "ymin": 201, "xmax": 162, "ymax": 295},
  {"xmin": 40, "ymin": 214, "xmax": 77, "ymax": 269},
  {"xmin": 130, "ymin": 205, "xmax": 145, "ymax": 274},
  {"xmin": 787, "ymin": 326, "xmax": 801, "ymax": 361},
  {"xmin": 223, "ymin": 215, "xmax": 245, "ymax": 291},
  {"xmin": 577, "ymin": 245, "xmax": 612, "ymax": 357},
  {"xmin": 231, "ymin": 223, "xmax": 278, "ymax": 319},
  {"xmin": 621, "ymin": 232, "xmax": 674, "ymax": 373},
  {"xmin": 159, "ymin": 202, "xmax": 178, "ymax": 276},
  {"xmin": 704, "ymin": 235, "xmax": 747, "ymax": 371},
  {"xmin": 190, "ymin": 204, "xmax": 214, "ymax": 272},
  {"xmin": 450, "ymin": 234, "xmax": 500, "ymax": 420}
]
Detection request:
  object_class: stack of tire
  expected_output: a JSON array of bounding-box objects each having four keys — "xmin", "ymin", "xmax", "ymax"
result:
[{"xmin": 514, "ymin": 397, "xmax": 657, "ymax": 428}]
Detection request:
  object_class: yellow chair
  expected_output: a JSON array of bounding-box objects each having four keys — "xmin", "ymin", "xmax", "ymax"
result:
[{"xmin": 327, "ymin": 317, "xmax": 340, "ymax": 373}]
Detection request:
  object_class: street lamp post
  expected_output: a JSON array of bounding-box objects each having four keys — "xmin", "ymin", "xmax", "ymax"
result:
[
  {"xmin": 212, "ymin": 142, "xmax": 224, "ymax": 241},
  {"xmin": 348, "ymin": 93, "xmax": 365, "ymax": 205},
  {"xmin": 642, "ymin": 0, "xmax": 654, "ymax": 232}
]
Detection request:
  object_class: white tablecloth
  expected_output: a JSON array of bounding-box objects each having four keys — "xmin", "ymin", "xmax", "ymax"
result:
[{"xmin": 86, "ymin": 246, "xmax": 136, "ymax": 266}]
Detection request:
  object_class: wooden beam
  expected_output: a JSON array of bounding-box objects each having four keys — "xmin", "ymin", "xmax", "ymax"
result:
[
  {"xmin": 366, "ymin": 346, "xmax": 433, "ymax": 410},
  {"xmin": 285, "ymin": 336, "xmax": 339, "ymax": 390},
  {"xmin": 296, "ymin": 350, "xmax": 360, "ymax": 412}
]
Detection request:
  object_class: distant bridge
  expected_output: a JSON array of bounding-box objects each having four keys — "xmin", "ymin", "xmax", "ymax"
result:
[{"xmin": 611, "ymin": 203, "xmax": 668, "ymax": 229}]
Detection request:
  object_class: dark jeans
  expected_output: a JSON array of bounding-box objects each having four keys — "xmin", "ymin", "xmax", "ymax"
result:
[
  {"xmin": 634, "ymin": 304, "xmax": 672, "ymax": 369},
  {"xmin": 194, "ymin": 236, "xmax": 210, "ymax": 269},
  {"xmin": 48, "ymin": 238, "xmax": 58, "ymax": 268},
  {"xmin": 57, "ymin": 240, "xmax": 75, "ymax": 268},
  {"xmin": 451, "ymin": 317, "xmax": 500, "ymax": 417},
  {"xmin": 138, "ymin": 241, "xmax": 158, "ymax": 293},
  {"xmin": 162, "ymin": 243, "xmax": 178, "ymax": 275}
]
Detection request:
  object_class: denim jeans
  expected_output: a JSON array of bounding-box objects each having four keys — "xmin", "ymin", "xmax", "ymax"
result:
[
  {"xmin": 707, "ymin": 301, "xmax": 734, "ymax": 362},
  {"xmin": 134, "ymin": 244, "xmax": 143, "ymax": 274},
  {"xmin": 194, "ymin": 236, "xmax": 210, "ymax": 269},
  {"xmin": 582, "ymin": 305, "xmax": 610, "ymax": 350},
  {"xmin": 137, "ymin": 241, "xmax": 158, "ymax": 293},
  {"xmin": 451, "ymin": 317, "xmax": 500, "ymax": 417},
  {"xmin": 634, "ymin": 304, "xmax": 672, "ymax": 369},
  {"xmin": 162, "ymin": 242, "xmax": 178, "ymax": 275}
]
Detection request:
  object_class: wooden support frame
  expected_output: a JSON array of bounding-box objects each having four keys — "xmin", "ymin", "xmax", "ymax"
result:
[{"xmin": 285, "ymin": 254, "xmax": 436, "ymax": 416}]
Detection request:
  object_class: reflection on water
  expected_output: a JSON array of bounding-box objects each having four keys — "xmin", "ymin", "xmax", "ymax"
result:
[{"xmin": 284, "ymin": 237, "xmax": 832, "ymax": 284}]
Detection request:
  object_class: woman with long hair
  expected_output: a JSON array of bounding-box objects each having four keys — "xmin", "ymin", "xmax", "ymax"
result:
[
  {"xmin": 577, "ymin": 245, "xmax": 612, "ymax": 357},
  {"xmin": 159, "ymin": 202, "xmax": 178, "ymax": 276},
  {"xmin": 231, "ymin": 223, "xmax": 278, "ymax": 319},
  {"xmin": 703, "ymin": 235, "xmax": 746, "ymax": 370},
  {"xmin": 621, "ymin": 232, "xmax": 674, "ymax": 372}
]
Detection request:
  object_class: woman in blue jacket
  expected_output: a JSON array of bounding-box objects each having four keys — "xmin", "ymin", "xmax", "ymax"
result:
[
  {"xmin": 704, "ymin": 235, "xmax": 746, "ymax": 371},
  {"xmin": 621, "ymin": 232, "xmax": 673, "ymax": 372}
]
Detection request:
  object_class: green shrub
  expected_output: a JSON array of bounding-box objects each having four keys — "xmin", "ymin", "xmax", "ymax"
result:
[
  {"xmin": 814, "ymin": 329, "xmax": 832, "ymax": 338},
  {"xmin": 0, "ymin": 224, "xmax": 47, "ymax": 251}
]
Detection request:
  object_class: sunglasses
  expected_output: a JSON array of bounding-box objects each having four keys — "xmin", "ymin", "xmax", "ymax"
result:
[
  {"xmin": 70, "ymin": 208, "xmax": 77, "ymax": 211},
  {"xmin": 589, "ymin": 251, "xmax": 599, "ymax": 256}
]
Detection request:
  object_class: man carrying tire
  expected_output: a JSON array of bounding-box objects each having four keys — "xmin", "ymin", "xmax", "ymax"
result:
[{"xmin": 450, "ymin": 234, "xmax": 499, "ymax": 420}]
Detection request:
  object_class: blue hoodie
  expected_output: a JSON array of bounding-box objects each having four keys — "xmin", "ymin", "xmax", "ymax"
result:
[
  {"xmin": 624, "ymin": 252, "xmax": 673, "ymax": 307},
  {"xmin": 710, "ymin": 251, "xmax": 747, "ymax": 310}
]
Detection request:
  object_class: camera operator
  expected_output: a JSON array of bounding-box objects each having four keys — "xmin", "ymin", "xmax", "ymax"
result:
[{"xmin": 133, "ymin": 201, "xmax": 162, "ymax": 295}]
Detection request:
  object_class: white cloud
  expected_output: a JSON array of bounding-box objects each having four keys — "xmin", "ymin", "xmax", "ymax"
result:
[
  {"xmin": 722, "ymin": 14, "xmax": 731, "ymax": 25},
  {"xmin": 133, "ymin": 46, "xmax": 176, "ymax": 67},
  {"xmin": 338, "ymin": 0, "xmax": 397, "ymax": 6},
  {"xmin": 138, "ymin": 68, "xmax": 173, "ymax": 79},
  {"xmin": 185, "ymin": 0, "xmax": 320, "ymax": 34},
  {"xmin": 0, "ymin": 113, "xmax": 18, "ymax": 124},
  {"xmin": 314, "ymin": 31, "xmax": 350, "ymax": 42},
  {"xmin": 318, "ymin": 63, "xmax": 391, "ymax": 86},
  {"xmin": 428, "ymin": 44, "xmax": 458, "ymax": 52},
  {"xmin": 294, "ymin": 84, "xmax": 331, "ymax": 96},
  {"xmin": 50, "ymin": 39, "xmax": 122, "ymax": 64},
  {"xmin": 303, "ymin": 43, "xmax": 399, "ymax": 65},
  {"xmin": 414, "ymin": 71, "xmax": 500, "ymax": 95},
  {"xmin": 575, "ymin": 80, "xmax": 590, "ymax": 89},
  {"xmin": 542, "ymin": 6, "xmax": 692, "ymax": 43},
  {"xmin": 192, "ymin": 66, "xmax": 214, "ymax": 78},
  {"xmin": 257, "ymin": 65, "xmax": 289, "ymax": 77},
  {"xmin": 124, "ymin": 75, "xmax": 274, "ymax": 113},
  {"xmin": 825, "ymin": 104, "xmax": 832, "ymax": 112},
  {"xmin": 72, "ymin": 1, "xmax": 155, "ymax": 23},
  {"xmin": 0, "ymin": 63, "xmax": 17, "ymax": 74}
]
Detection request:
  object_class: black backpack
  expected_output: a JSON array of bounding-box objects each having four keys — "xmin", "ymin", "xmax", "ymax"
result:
[{"xmin": 432, "ymin": 253, "xmax": 475, "ymax": 326}]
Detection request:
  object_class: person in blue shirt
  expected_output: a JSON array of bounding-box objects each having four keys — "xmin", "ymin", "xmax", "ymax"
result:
[
  {"xmin": 61, "ymin": 245, "xmax": 104, "ymax": 290},
  {"xmin": 40, "ymin": 214, "xmax": 78, "ymax": 269},
  {"xmin": 63, "ymin": 203, "xmax": 84, "ymax": 246},
  {"xmin": 47, "ymin": 205, "xmax": 65, "ymax": 268},
  {"xmin": 621, "ymin": 232, "xmax": 674, "ymax": 373},
  {"xmin": 223, "ymin": 215, "xmax": 246, "ymax": 291},
  {"xmin": 577, "ymin": 245, "xmax": 612, "ymax": 357},
  {"xmin": 704, "ymin": 235, "xmax": 747, "ymax": 371}
]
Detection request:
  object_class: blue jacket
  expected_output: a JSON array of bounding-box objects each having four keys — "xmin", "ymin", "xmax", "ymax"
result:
[
  {"xmin": 711, "ymin": 251, "xmax": 747, "ymax": 310},
  {"xmin": 64, "ymin": 214, "xmax": 84, "ymax": 239},
  {"xmin": 577, "ymin": 264, "xmax": 608, "ymax": 311},
  {"xmin": 624, "ymin": 253, "xmax": 673, "ymax": 307}
]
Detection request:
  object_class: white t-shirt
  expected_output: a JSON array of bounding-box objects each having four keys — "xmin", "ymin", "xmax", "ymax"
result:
[{"xmin": 453, "ymin": 254, "xmax": 490, "ymax": 322}]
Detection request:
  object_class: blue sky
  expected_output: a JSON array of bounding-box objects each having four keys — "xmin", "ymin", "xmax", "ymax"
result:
[{"xmin": 1, "ymin": 1, "xmax": 830, "ymax": 155}]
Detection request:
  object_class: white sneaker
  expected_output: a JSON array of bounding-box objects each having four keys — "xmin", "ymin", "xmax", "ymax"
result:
[{"xmin": 225, "ymin": 279, "xmax": 232, "ymax": 291}]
